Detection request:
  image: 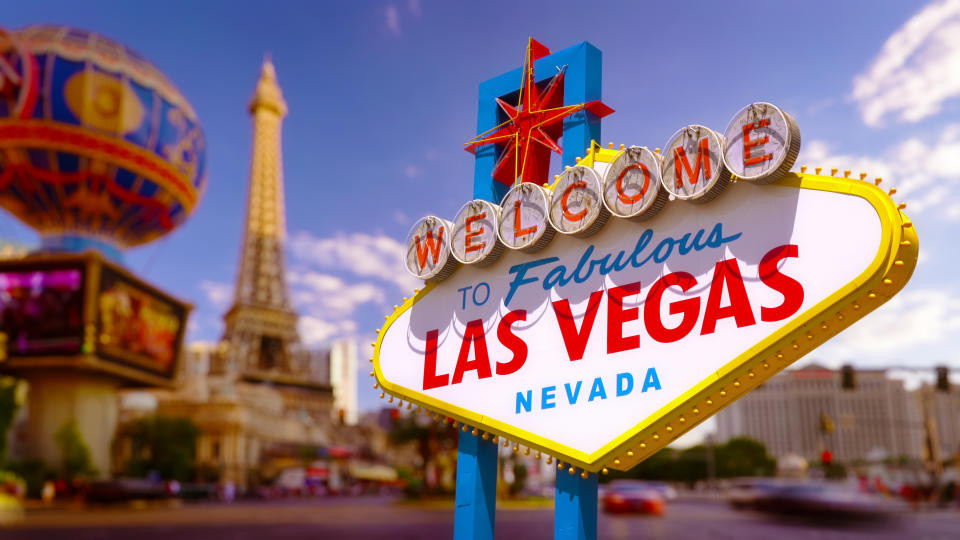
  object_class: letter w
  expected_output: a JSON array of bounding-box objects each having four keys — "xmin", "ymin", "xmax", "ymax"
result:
[
  {"xmin": 415, "ymin": 227, "xmax": 445, "ymax": 270},
  {"xmin": 552, "ymin": 290, "xmax": 603, "ymax": 361},
  {"xmin": 674, "ymin": 137, "xmax": 712, "ymax": 188}
]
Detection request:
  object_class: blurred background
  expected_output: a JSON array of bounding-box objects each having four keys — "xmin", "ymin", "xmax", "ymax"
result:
[{"xmin": 0, "ymin": 0, "xmax": 959, "ymax": 538}]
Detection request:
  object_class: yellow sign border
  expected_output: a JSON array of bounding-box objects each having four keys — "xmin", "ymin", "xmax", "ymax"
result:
[{"xmin": 372, "ymin": 171, "xmax": 918, "ymax": 473}]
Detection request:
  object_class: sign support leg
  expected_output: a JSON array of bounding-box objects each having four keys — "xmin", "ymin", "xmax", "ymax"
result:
[
  {"xmin": 554, "ymin": 469, "xmax": 598, "ymax": 540},
  {"xmin": 453, "ymin": 431, "xmax": 498, "ymax": 540}
]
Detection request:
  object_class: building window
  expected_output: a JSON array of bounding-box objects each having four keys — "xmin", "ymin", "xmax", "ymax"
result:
[{"xmin": 260, "ymin": 336, "xmax": 283, "ymax": 370}]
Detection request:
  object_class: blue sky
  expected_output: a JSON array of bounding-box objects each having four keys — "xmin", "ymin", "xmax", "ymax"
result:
[{"xmin": 4, "ymin": 1, "xmax": 960, "ymax": 422}]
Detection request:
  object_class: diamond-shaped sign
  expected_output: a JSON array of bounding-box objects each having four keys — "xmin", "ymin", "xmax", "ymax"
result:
[{"xmin": 373, "ymin": 172, "xmax": 916, "ymax": 472}]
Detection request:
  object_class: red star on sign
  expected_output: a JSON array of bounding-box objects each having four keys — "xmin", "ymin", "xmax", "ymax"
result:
[{"xmin": 465, "ymin": 38, "xmax": 614, "ymax": 187}]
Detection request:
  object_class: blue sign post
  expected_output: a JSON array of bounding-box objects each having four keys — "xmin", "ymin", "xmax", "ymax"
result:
[
  {"xmin": 457, "ymin": 39, "xmax": 607, "ymax": 540},
  {"xmin": 555, "ymin": 470, "xmax": 599, "ymax": 540},
  {"xmin": 453, "ymin": 432, "xmax": 498, "ymax": 540}
]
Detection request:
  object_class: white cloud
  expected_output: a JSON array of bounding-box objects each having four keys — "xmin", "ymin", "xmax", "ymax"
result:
[
  {"xmin": 852, "ymin": 0, "xmax": 960, "ymax": 126},
  {"xmin": 816, "ymin": 288, "xmax": 960, "ymax": 363},
  {"xmin": 946, "ymin": 202, "xmax": 960, "ymax": 220},
  {"xmin": 288, "ymin": 271, "xmax": 386, "ymax": 316},
  {"xmin": 288, "ymin": 230, "xmax": 419, "ymax": 292},
  {"xmin": 299, "ymin": 316, "xmax": 358, "ymax": 347},
  {"xmin": 184, "ymin": 311, "xmax": 223, "ymax": 343},
  {"xmin": 804, "ymin": 97, "xmax": 838, "ymax": 117},
  {"xmin": 199, "ymin": 280, "xmax": 232, "ymax": 309},
  {"xmin": 285, "ymin": 230, "xmax": 418, "ymax": 347},
  {"xmin": 797, "ymin": 123, "xmax": 960, "ymax": 218},
  {"xmin": 384, "ymin": 4, "xmax": 401, "ymax": 36}
]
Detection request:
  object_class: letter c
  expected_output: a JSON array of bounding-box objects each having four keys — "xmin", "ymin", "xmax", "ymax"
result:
[{"xmin": 561, "ymin": 180, "xmax": 588, "ymax": 222}]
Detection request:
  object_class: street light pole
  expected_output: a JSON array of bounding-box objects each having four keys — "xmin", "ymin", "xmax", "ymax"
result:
[{"xmin": 706, "ymin": 434, "xmax": 716, "ymax": 494}]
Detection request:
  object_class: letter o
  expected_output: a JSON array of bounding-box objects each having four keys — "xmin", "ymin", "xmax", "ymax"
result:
[
  {"xmin": 602, "ymin": 146, "xmax": 668, "ymax": 221},
  {"xmin": 472, "ymin": 282, "xmax": 490, "ymax": 306}
]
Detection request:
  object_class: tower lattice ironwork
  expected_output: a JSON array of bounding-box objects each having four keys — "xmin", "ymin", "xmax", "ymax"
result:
[{"xmin": 216, "ymin": 58, "xmax": 307, "ymax": 381}]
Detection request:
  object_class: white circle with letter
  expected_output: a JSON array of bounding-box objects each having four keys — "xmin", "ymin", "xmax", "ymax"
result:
[
  {"xmin": 602, "ymin": 146, "xmax": 668, "ymax": 221},
  {"xmin": 660, "ymin": 125, "xmax": 729, "ymax": 203},
  {"xmin": 548, "ymin": 165, "xmax": 608, "ymax": 237},
  {"xmin": 722, "ymin": 102, "xmax": 801, "ymax": 184},
  {"xmin": 405, "ymin": 216, "xmax": 456, "ymax": 281},
  {"xmin": 451, "ymin": 199, "xmax": 503, "ymax": 266},
  {"xmin": 497, "ymin": 183, "xmax": 554, "ymax": 252}
]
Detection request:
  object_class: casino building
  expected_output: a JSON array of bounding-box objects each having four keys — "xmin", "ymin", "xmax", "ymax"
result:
[{"xmin": 716, "ymin": 364, "xmax": 928, "ymax": 462}]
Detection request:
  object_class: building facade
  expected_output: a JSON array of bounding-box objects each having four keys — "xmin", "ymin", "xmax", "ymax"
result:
[
  {"xmin": 329, "ymin": 340, "xmax": 358, "ymax": 426},
  {"xmin": 915, "ymin": 382, "xmax": 960, "ymax": 464},
  {"xmin": 716, "ymin": 364, "xmax": 924, "ymax": 462}
]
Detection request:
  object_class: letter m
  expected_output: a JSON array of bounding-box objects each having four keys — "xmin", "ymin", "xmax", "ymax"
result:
[
  {"xmin": 674, "ymin": 137, "xmax": 712, "ymax": 188},
  {"xmin": 415, "ymin": 227, "xmax": 445, "ymax": 270}
]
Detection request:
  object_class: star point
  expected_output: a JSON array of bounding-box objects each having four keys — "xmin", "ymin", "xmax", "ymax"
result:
[{"xmin": 465, "ymin": 39, "xmax": 613, "ymax": 187}]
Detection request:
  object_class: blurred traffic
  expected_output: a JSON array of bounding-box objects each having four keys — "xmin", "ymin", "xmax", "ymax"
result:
[{"xmin": 601, "ymin": 481, "xmax": 667, "ymax": 515}]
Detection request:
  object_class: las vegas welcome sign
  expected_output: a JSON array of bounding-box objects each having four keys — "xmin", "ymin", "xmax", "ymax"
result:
[{"xmin": 373, "ymin": 102, "xmax": 918, "ymax": 474}]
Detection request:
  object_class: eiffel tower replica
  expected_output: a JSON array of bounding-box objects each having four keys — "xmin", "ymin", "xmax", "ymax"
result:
[
  {"xmin": 149, "ymin": 59, "xmax": 335, "ymax": 491},
  {"xmin": 214, "ymin": 58, "xmax": 331, "ymax": 399}
]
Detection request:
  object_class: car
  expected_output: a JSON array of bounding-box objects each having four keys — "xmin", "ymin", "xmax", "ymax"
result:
[
  {"xmin": 727, "ymin": 478, "xmax": 904, "ymax": 521},
  {"xmin": 602, "ymin": 480, "xmax": 666, "ymax": 515},
  {"xmin": 727, "ymin": 478, "xmax": 782, "ymax": 510},
  {"xmin": 86, "ymin": 478, "xmax": 169, "ymax": 503},
  {"xmin": 752, "ymin": 482, "xmax": 903, "ymax": 520},
  {"xmin": 644, "ymin": 481, "xmax": 678, "ymax": 501}
]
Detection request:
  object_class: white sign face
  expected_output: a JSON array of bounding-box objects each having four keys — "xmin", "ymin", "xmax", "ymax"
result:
[
  {"xmin": 451, "ymin": 200, "xmax": 503, "ymax": 266},
  {"xmin": 602, "ymin": 146, "xmax": 667, "ymax": 220},
  {"xmin": 404, "ymin": 216, "xmax": 455, "ymax": 281},
  {"xmin": 661, "ymin": 125, "xmax": 729, "ymax": 203},
  {"xmin": 377, "ymin": 176, "xmax": 914, "ymax": 470},
  {"xmin": 548, "ymin": 165, "xmax": 607, "ymax": 236},
  {"xmin": 497, "ymin": 183, "xmax": 553, "ymax": 252},
  {"xmin": 722, "ymin": 102, "xmax": 801, "ymax": 184}
]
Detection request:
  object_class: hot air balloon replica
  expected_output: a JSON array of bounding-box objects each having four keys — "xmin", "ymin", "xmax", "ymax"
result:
[{"xmin": 0, "ymin": 25, "xmax": 203, "ymax": 474}]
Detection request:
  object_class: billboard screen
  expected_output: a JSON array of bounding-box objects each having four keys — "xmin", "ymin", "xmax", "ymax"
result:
[
  {"xmin": 0, "ymin": 267, "xmax": 85, "ymax": 356},
  {"xmin": 97, "ymin": 266, "xmax": 185, "ymax": 377}
]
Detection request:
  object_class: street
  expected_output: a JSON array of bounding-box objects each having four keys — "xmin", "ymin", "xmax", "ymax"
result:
[{"xmin": 4, "ymin": 496, "xmax": 959, "ymax": 540}]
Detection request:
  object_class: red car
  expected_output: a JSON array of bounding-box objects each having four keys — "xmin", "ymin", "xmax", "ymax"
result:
[{"xmin": 602, "ymin": 481, "xmax": 666, "ymax": 515}]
